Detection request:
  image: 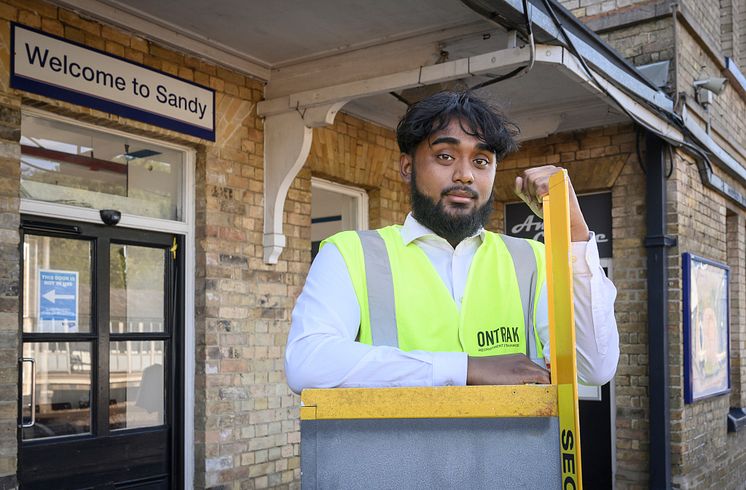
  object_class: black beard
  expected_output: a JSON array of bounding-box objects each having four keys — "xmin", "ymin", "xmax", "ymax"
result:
[{"xmin": 410, "ymin": 170, "xmax": 494, "ymax": 246}]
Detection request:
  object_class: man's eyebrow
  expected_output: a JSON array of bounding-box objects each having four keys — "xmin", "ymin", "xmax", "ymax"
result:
[
  {"xmin": 429, "ymin": 136, "xmax": 461, "ymax": 146},
  {"xmin": 429, "ymin": 136, "xmax": 495, "ymax": 154},
  {"xmin": 475, "ymin": 142, "xmax": 494, "ymax": 153}
]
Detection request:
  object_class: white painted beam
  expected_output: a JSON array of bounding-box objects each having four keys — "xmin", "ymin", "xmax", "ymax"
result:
[
  {"xmin": 265, "ymin": 21, "xmax": 492, "ymax": 98},
  {"xmin": 258, "ymin": 45, "xmax": 538, "ymax": 117},
  {"xmin": 289, "ymin": 69, "xmax": 423, "ymax": 108}
]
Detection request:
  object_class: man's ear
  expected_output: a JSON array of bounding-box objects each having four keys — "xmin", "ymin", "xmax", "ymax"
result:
[{"xmin": 400, "ymin": 153, "xmax": 413, "ymax": 183}]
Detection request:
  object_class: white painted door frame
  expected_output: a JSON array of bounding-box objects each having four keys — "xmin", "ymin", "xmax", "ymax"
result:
[{"xmin": 311, "ymin": 177, "xmax": 369, "ymax": 231}]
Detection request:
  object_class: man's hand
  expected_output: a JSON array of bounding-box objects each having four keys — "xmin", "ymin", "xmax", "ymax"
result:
[
  {"xmin": 514, "ymin": 165, "xmax": 590, "ymax": 242},
  {"xmin": 466, "ymin": 353, "xmax": 551, "ymax": 385}
]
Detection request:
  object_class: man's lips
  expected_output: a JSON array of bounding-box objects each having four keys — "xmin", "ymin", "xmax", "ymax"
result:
[{"xmin": 442, "ymin": 187, "xmax": 478, "ymax": 204}]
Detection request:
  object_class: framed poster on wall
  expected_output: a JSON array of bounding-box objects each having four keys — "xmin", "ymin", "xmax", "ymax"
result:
[{"xmin": 683, "ymin": 253, "xmax": 730, "ymax": 403}]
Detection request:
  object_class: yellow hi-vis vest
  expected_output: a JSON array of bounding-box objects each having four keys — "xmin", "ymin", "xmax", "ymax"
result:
[{"xmin": 322, "ymin": 226, "xmax": 546, "ymax": 359}]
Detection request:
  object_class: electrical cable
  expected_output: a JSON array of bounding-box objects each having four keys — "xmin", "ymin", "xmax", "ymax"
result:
[
  {"xmin": 666, "ymin": 142, "xmax": 674, "ymax": 178},
  {"xmin": 539, "ymin": 0, "xmax": 715, "ymax": 179},
  {"xmin": 389, "ymin": 91, "xmax": 412, "ymax": 107},
  {"xmin": 636, "ymin": 126, "xmax": 674, "ymax": 177},
  {"xmin": 471, "ymin": 0, "xmax": 535, "ymax": 91},
  {"xmin": 635, "ymin": 126, "xmax": 646, "ymax": 175},
  {"xmin": 390, "ymin": 0, "xmax": 535, "ymax": 104}
]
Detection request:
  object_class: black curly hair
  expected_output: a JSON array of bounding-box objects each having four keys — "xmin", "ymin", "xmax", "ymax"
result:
[{"xmin": 396, "ymin": 91, "xmax": 519, "ymax": 161}]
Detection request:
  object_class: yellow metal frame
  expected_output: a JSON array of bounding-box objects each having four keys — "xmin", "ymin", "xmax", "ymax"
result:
[
  {"xmin": 544, "ymin": 170, "xmax": 583, "ymax": 489},
  {"xmin": 301, "ymin": 385, "xmax": 558, "ymax": 420}
]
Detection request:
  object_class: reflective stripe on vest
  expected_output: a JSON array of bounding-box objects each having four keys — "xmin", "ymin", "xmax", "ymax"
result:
[
  {"xmin": 499, "ymin": 234, "xmax": 540, "ymax": 363},
  {"xmin": 355, "ymin": 229, "xmax": 541, "ymax": 358},
  {"xmin": 357, "ymin": 230, "xmax": 399, "ymax": 347}
]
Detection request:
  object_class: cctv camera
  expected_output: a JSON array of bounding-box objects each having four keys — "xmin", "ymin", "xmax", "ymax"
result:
[
  {"xmin": 100, "ymin": 209, "xmax": 121, "ymax": 226},
  {"xmin": 693, "ymin": 77, "xmax": 728, "ymax": 95},
  {"xmin": 694, "ymin": 77, "xmax": 728, "ymax": 109}
]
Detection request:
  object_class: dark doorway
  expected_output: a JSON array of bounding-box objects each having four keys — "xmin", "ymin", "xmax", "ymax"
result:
[{"xmin": 579, "ymin": 382, "xmax": 614, "ymax": 488}]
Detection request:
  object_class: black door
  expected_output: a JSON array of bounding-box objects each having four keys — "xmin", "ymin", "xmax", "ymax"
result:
[
  {"xmin": 18, "ymin": 217, "xmax": 184, "ymax": 489},
  {"xmin": 579, "ymin": 383, "xmax": 614, "ymax": 488}
]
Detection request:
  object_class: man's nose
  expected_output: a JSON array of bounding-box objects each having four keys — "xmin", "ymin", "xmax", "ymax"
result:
[{"xmin": 452, "ymin": 159, "xmax": 474, "ymax": 184}]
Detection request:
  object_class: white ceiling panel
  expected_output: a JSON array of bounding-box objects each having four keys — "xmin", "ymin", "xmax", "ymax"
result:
[{"xmin": 100, "ymin": 0, "xmax": 484, "ymax": 66}]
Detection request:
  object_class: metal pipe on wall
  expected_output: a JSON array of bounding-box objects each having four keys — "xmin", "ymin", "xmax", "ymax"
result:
[{"xmin": 644, "ymin": 132, "xmax": 675, "ymax": 489}]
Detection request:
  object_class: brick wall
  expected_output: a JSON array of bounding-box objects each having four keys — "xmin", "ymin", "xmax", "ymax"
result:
[
  {"xmin": 676, "ymin": 22, "xmax": 746, "ymax": 159},
  {"xmin": 610, "ymin": 142, "xmax": 650, "ymax": 489},
  {"xmin": 721, "ymin": 0, "xmax": 738, "ymax": 61},
  {"xmin": 681, "ymin": 0, "xmax": 722, "ymax": 54},
  {"xmin": 0, "ymin": 100, "xmax": 18, "ymax": 490},
  {"xmin": 600, "ymin": 17, "xmax": 674, "ymax": 69},
  {"xmin": 736, "ymin": 0, "xmax": 746, "ymax": 68},
  {"xmin": 559, "ymin": 0, "xmax": 653, "ymax": 19},
  {"xmin": 666, "ymin": 150, "xmax": 746, "ymax": 490}
]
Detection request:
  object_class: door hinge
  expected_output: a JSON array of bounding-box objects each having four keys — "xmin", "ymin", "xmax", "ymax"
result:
[{"xmin": 170, "ymin": 237, "xmax": 178, "ymax": 260}]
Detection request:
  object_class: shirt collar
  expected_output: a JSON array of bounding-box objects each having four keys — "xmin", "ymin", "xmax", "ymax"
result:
[{"xmin": 401, "ymin": 213, "xmax": 487, "ymax": 246}]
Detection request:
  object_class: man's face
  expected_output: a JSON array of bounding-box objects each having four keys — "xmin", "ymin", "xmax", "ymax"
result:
[{"xmin": 400, "ymin": 118, "xmax": 497, "ymax": 243}]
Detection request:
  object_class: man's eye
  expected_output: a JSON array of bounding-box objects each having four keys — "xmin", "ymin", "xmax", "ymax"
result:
[
  {"xmin": 436, "ymin": 154, "xmax": 454, "ymax": 161},
  {"xmin": 474, "ymin": 158, "xmax": 490, "ymax": 167}
]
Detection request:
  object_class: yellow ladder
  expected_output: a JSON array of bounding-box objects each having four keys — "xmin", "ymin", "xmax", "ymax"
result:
[{"xmin": 545, "ymin": 169, "xmax": 583, "ymax": 489}]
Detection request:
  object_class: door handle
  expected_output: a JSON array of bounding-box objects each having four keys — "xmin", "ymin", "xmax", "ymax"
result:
[{"xmin": 19, "ymin": 357, "xmax": 36, "ymax": 428}]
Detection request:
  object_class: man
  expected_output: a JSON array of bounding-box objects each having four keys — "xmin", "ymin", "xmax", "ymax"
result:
[{"xmin": 285, "ymin": 91, "xmax": 618, "ymax": 393}]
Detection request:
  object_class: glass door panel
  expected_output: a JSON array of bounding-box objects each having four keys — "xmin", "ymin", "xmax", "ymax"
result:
[
  {"xmin": 21, "ymin": 342, "xmax": 92, "ymax": 440},
  {"xmin": 22, "ymin": 235, "xmax": 92, "ymax": 333},
  {"xmin": 110, "ymin": 340, "xmax": 165, "ymax": 430},
  {"xmin": 109, "ymin": 244, "xmax": 166, "ymax": 333}
]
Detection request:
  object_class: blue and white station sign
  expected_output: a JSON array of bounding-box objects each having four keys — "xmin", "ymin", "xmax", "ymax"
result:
[
  {"xmin": 11, "ymin": 23, "xmax": 215, "ymax": 140},
  {"xmin": 38, "ymin": 269, "xmax": 78, "ymax": 333}
]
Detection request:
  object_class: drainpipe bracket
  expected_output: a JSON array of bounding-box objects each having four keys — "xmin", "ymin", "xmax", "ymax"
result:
[{"xmin": 644, "ymin": 235, "xmax": 677, "ymax": 248}]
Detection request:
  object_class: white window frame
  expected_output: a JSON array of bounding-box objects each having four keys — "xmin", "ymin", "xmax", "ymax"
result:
[
  {"xmin": 311, "ymin": 177, "xmax": 369, "ymax": 230},
  {"xmin": 18, "ymin": 107, "xmax": 197, "ymax": 488}
]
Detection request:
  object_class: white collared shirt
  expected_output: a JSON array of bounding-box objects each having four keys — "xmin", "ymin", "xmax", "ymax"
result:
[{"xmin": 285, "ymin": 214, "xmax": 619, "ymax": 394}]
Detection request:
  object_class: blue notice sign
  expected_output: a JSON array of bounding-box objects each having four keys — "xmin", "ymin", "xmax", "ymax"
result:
[{"xmin": 38, "ymin": 269, "xmax": 78, "ymax": 332}]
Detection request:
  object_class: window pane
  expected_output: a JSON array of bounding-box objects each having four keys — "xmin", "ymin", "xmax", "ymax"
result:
[
  {"xmin": 110, "ymin": 340, "xmax": 165, "ymax": 430},
  {"xmin": 22, "ymin": 342, "xmax": 92, "ymax": 440},
  {"xmin": 23, "ymin": 235, "xmax": 91, "ymax": 333},
  {"xmin": 21, "ymin": 114, "xmax": 184, "ymax": 221},
  {"xmin": 110, "ymin": 244, "xmax": 165, "ymax": 333}
]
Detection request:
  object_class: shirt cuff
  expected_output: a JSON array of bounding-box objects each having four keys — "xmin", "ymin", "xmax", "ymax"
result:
[
  {"xmin": 571, "ymin": 231, "xmax": 601, "ymax": 275},
  {"xmin": 432, "ymin": 351, "xmax": 468, "ymax": 386}
]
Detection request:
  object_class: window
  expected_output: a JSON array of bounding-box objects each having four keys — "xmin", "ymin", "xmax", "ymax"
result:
[{"xmin": 21, "ymin": 112, "xmax": 185, "ymax": 221}]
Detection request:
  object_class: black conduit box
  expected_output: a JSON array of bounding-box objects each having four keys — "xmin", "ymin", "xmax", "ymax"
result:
[{"xmin": 727, "ymin": 408, "xmax": 746, "ymax": 433}]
